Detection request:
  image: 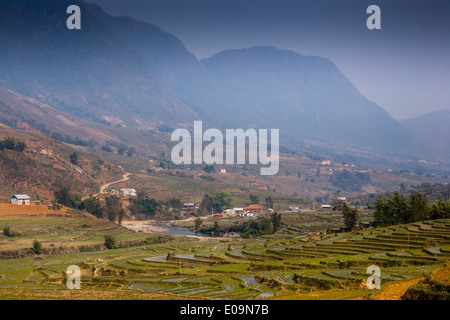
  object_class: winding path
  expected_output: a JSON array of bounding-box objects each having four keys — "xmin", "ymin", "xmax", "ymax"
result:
[
  {"xmin": 99, "ymin": 172, "xmax": 131, "ymax": 194},
  {"xmin": 82, "ymin": 172, "xmax": 131, "ymax": 200}
]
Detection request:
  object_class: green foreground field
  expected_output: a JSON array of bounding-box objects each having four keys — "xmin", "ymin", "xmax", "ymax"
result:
[{"xmin": 0, "ymin": 213, "xmax": 449, "ymax": 300}]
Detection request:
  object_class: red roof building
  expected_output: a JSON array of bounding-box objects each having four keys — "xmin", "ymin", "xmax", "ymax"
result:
[{"xmin": 245, "ymin": 204, "xmax": 264, "ymax": 211}]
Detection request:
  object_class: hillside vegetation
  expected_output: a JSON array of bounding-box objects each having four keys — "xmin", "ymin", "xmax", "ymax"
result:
[{"xmin": 0, "ymin": 126, "xmax": 123, "ymax": 201}]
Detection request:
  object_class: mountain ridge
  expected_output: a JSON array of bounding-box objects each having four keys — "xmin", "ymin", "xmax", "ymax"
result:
[
  {"xmin": 0, "ymin": 0, "xmax": 446, "ymax": 168},
  {"xmin": 402, "ymin": 109, "xmax": 450, "ymax": 162},
  {"xmin": 0, "ymin": 0, "xmax": 197, "ymax": 128}
]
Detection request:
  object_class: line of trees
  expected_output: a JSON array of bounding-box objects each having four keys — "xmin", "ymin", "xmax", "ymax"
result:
[
  {"xmin": 54, "ymin": 187, "xmax": 124, "ymax": 224},
  {"xmin": 128, "ymin": 192, "xmax": 183, "ymax": 220},
  {"xmin": 200, "ymin": 192, "xmax": 235, "ymax": 215},
  {"xmin": 54, "ymin": 188, "xmax": 186, "ymax": 222},
  {"xmin": 374, "ymin": 191, "xmax": 450, "ymax": 227},
  {"xmin": 0, "ymin": 137, "xmax": 26, "ymax": 152},
  {"xmin": 329, "ymin": 171, "xmax": 371, "ymax": 192},
  {"xmin": 200, "ymin": 212, "xmax": 282, "ymax": 238}
]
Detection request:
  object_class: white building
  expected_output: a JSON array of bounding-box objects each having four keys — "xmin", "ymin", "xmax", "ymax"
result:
[
  {"xmin": 11, "ymin": 194, "xmax": 31, "ymax": 205},
  {"xmin": 223, "ymin": 209, "xmax": 235, "ymax": 216},
  {"xmin": 183, "ymin": 203, "xmax": 199, "ymax": 210},
  {"xmin": 120, "ymin": 188, "xmax": 137, "ymax": 197}
]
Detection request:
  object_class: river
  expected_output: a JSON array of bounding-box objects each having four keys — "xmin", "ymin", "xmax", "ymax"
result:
[
  {"xmin": 122, "ymin": 220, "xmax": 210, "ymax": 237},
  {"xmin": 151, "ymin": 222, "xmax": 210, "ymax": 237}
]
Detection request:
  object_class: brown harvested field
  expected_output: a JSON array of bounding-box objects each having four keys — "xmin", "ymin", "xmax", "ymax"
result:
[{"xmin": 0, "ymin": 203, "xmax": 70, "ymax": 218}]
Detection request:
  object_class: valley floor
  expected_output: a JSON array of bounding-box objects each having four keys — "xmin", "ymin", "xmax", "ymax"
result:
[{"xmin": 0, "ymin": 206, "xmax": 448, "ymax": 300}]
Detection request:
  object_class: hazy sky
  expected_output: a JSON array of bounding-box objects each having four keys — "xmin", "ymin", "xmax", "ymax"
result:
[{"xmin": 88, "ymin": 0, "xmax": 450, "ymax": 120}]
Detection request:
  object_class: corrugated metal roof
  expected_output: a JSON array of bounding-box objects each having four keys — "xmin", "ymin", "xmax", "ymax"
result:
[{"xmin": 12, "ymin": 194, "xmax": 30, "ymax": 199}]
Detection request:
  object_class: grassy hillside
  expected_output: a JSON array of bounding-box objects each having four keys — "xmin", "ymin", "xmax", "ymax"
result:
[{"xmin": 0, "ymin": 126, "xmax": 123, "ymax": 201}]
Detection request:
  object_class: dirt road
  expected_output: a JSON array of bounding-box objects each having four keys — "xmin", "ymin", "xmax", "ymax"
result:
[{"xmin": 99, "ymin": 172, "xmax": 131, "ymax": 194}]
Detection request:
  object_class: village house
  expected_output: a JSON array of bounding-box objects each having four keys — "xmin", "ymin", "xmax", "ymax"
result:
[
  {"xmin": 183, "ymin": 203, "xmax": 199, "ymax": 210},
  {"xmin": 120, "ymin": 188, "xmax": 137, "ymax": 197},
  {"xmin": 245, "ymin": 204, "xmax": 264, "ymax": 212},
  {"xmin": 223, "ymin": 209, "xmax": 235, "ymax": 216},
  {"xmin": 11, "ymin": 194, "xmax": 31, "ymax": 205}
]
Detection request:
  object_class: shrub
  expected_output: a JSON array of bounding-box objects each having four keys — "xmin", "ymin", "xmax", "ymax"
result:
[
  {"xmin": 69, "ymin": 152, "xmax": 79, "ymax": 165},
  {"xmin": 3, "ymin": 226, "xmax": 20, "ymax": 237},
  {"xmin": 104, "ymin": 235, "xmax": 116, "ymax": 249},
  {"xmin": 32, "ymin": 239, "xmax": 42, "ymax": 255}
]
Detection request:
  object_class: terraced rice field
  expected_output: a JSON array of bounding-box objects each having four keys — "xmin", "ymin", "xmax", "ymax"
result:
[{"xmin": 0, "ymin": 216, "xmax": 448, "ymax": 299}]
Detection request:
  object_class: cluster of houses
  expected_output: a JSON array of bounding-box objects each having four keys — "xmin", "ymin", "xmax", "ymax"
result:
[
  {"xmin": 103, "ymin": 188, "xmax": 138, "ymax": 197},
  {"xmin": 120, "ymin": 188, "xmax": 137, "ymax": 197},
  {"xmin": 214, "ymin": 204, "xmax": 269, "ymax": 218},
  {"xmin": 288, "ymin": 196, "xmax": 349, "ymax": 212},
  {"xmin": 179, "ymin": 201, "xmax": 269, "ymax": 218}
]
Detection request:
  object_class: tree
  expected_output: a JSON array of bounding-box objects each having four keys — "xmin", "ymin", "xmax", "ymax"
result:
[
  {"xmin": 430, "ymin": 197, "xmax": 450, "ymax": 220},
  {"xmin": 0, "ymin": 137, "xmax": 26, "ymax": 152},
  {"xmin": 3, "ymin": 226, "xmax": 19, "ymax": 237},
  {"xmin": 194, "ymin": 218, "xmax": 203, "ymax": 231},
  {"xmin": 374, "ymin": 196, "xmax": 389, "ymax": 227},
  {"xmin": 342, "ymin": 203, "xmax": 358, "ymax": 231},
  {"xmin": 101, "ymin": 145, "xmax": 113, "ymax": 152},
  {"xmin": 260, "ymin": 218, "xmax": 273, "ymax": 235},
  {"xmin": 2, "ymin": 137, "xmax": 15, "ymax": 150},
  {"xmin": 128, "ymin": 193, "xmax": 158, "ymax": 219},
  {"xmin": 212, "ymin": 192, "xmax": 235, "ymax": 212},
  {"xmin": 127, "ymin": 147, "xmax": 136, "ymax": 157},
  {"xmin": 250, "ymin": 194, "xmax": 259, "ymax": 204},
  {"xmin": 409, "ymin": 191, "xmax": 429, "ymax": 222},
  {"xmin": 169, "ymin": 197, "xmax": 181, "ymax": 209},
  {"xmin": 105, "ymin": 195, "xmax": 124, "ymax": 223},
  {"xmin": 15, "ymin": 141, "xmax": 26, "ymax": 152},
  {"xmin": 391, "ymin": 192, "xmax": 410, "ymax": 224},
  {"xmin": 270, "ymin": 212, "xmax": 282, "ymax": 233},
  {"xmin": 118, "ymin": 145, "xmax": 127, "ymax": 155},
  {"xmin": 200, "ymin": 192, "xmax": 234, "ymax": 214},
  {"xmin": 265, "ymin": 196, "xmax": 274, "ymax": 209},
  {"xmin": 81, "ymin": 196, "xmax": 103, "ymax": 218},
  {"xmin": 54, "ymin": 187, "xmax": 79, "ymax": 208},
  {"xmin": 204, "ymin": 165, "xmax": 215, "ymax": 173},
  {"xmin": 32, "ymin": 239, "xmax": 42, "ymax": 255},
  {"xmin": 104, "ymin": 235, "xmax": 116, "ymax": 249},
  {"xmin": 213, "ymin": 221, "xmax": 220, "ymax": 236},
  {"xmin": 69, "ymin": 152, "xmax": 79, "ymax": 165},
  {"xmin": 329, "ymin": 171, "xmax": 371, "ymax": 192},
  {"xmin": 374, "ymin": 191, "xmax": 437, "ymax": 227}
]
